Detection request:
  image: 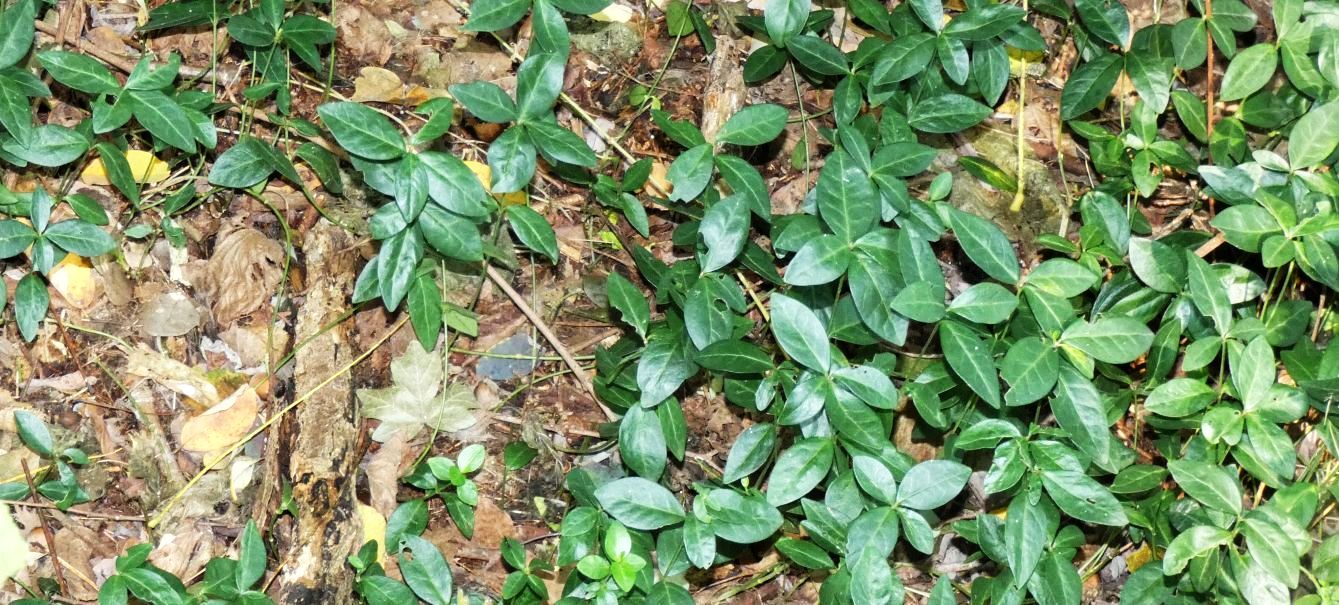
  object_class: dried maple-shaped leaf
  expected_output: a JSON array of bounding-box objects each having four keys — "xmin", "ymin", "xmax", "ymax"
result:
[{"xmin": 358, "ymin": 343, "xmax": 480, "ymax": 442}]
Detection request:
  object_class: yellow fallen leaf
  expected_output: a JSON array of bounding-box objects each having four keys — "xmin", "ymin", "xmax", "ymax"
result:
[
  {"xmin": 1125, "ymin": 542, "xmax": 1154, "ymax": 572},
  {"xmin": 463, "ymin": 160, "xmax": 528, "ymax": 206},
  {"xmin": 357, "ymin": 503, "xmax": 387, "ymax": 564},
  {"xmin": 81, "ymin": 149, "xmax": 170, "ymax": 185},
  {"xmin": 48, "ymin": 254, "xmax": 101, "ymax": 309},
  {"xmin": 1008, "ymin": 47, "xmax": 1046, "ymax": 78},
  {"xmin": 179, "ymin": 384, "xmax": 260, "ymax": 452},
  {"xmin": 590, "ymin": 3, "xmax": 634, "ymax": 22}
]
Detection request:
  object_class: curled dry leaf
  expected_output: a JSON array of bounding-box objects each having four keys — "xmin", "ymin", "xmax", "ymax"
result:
[
  {"xmin": 205, "ymin": 227, "xmax": 284, "ymax": 324},
  {"xmin": 357, "ymin": 342, "xmax": 481, "ymax": 442},
  {"xmin": 126, "ymin": 345, "xmax": 220, "ymax": 406},
  {"xmin": 351, "ymin": 66, "xmax": 446, "ymax": 106},
  {"xmin": 180, "ymin": 384, "xmax": 260, "ymax": 452}
]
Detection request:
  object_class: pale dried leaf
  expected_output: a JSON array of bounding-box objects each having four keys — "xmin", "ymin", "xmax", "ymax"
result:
[
  {"xmin": 126, "ymin": 345, "xmax": 220, "ymax": 405},
  {"xmin": 358, "ymin": 343, "xmax": 480, "ymax": 442},
  {"xmin": 180, "ymin": 384, "xmax": 259, "ymax": 452}
]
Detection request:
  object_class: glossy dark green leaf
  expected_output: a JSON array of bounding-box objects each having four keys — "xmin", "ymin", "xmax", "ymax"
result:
[
  {"xmin": 595, "ymin": 477, "xmax": 684, "ymax": 529},
  {"xmin": 907, "ymin": 94, "xmax": 991, "ymax": 133},
  {"xmin": 770, "ymin": 294, "xmax": 831, "ymax": 373},
  {"xmin": 1040, "ymin": 469, "xmax": 1128, "ymax": 526},
  {"xmin": 1060, "ymin": 317, "xmax": 1153, "ymax": 364},
  {"xmin": 949, "ymin": 209, "xmax": 1020, "ymax": 283},
  {"xmin": 940, "ymin": 320, "xmax": 1001, "ymax": 407},
  {"xmin": 1060, "ymin": 53, "xmax": 1122, "ymax": 120},
  {"xmin": 1075, "ymin": 0, "xmax": 1130, "ymax": 47},
  {"xmin": 723, "ymin": 423, "xmax": 777, "ymax": 483},
  {"xmin": 787, "ymin": 35, "xmax": 850, "ymax": 75},
  {"xmin": 620, "ymin": 403, "xmax": 667, "ymax": 479},
  {"xmin": 317, "ymin": 102, "xmax": 404, "ymax": 160},
  {"xmin": 606, "ymin": 272, "xmax": 649, "ymax": 339},
  {"xmin": 1168, "ymin": 458, "xmax": 1242, "ymax": 515},
  {"xmin": 765, "ymin": 437, "xmax": 834, "ymax": 506},
  {"xmin": 1219, "ymin": 43, "xmax": 1277, "ymax": 101}
]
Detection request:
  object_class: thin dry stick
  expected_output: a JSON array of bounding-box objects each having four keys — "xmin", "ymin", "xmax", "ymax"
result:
[
  {"xmin": 485, "ymin": 265, "xmax": 617, "ymax": 422},
  {"xmin": 149, "ymin": 316, "xmax": 409, "ymax": 528},
  {"xmin": 33, "ymin": 20, "xmax": 233, "ymax": 80},
  {"xmin": 21, "ymin": 460, "xmax": 68, "ymax": 597},
  {"xmin": 1, "ymin": 499, "xmax": 146, "ymax": 522}
]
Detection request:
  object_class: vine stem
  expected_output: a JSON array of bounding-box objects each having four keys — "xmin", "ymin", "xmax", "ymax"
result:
[
  {"xmin": 486, "ymin": 265, "xmax": 618, "ymax": 422},
  {"xmin": 1008, "ymin": 0, "xmax": 1030, "ymax": 213}
]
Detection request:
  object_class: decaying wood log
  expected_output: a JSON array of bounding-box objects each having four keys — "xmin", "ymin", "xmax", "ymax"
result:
[{"xmin": 271, "ymin": 221, "xmax": 363, "ymax": 604}]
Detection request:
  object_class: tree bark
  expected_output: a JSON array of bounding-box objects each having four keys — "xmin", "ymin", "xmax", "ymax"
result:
[{"xmin": 271, "ymin": 221, "xmax": 363, "ymax": 604}]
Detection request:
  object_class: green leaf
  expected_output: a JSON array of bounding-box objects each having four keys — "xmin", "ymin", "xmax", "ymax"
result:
[
  {"xmin": 784, "ymin": 234, "xmax": 851, "ymax": 286},
  {"xmin": 870, "ymin": 142, "xmax": 936, "ymax": 178},
  {"xmin": 636, "ymin": 328, "xmax": 697, "ymax": 406},
  {"xmin": 1041, "ymin": 470, "xmax": 1128, "ymax": 526},
  {"xmin": 126, "ymin": 90, "xmax": 196, "ymax": 153},
  {"xmin": 1145, "ymin": 378, "xmax": 1216, "ymax": 417},
  {"xmin": 897, "ymin": 460, "xmax": 970, "ymax": 509},
  {"xmin": 1124, "ymin": 53, "xmax": 1173, "ymax": 113},
  {"xmin": 595, "ymin": 477, "xmax": 685, "ymax": 530},
  {"xmin": 5, "ymin": 124, "xmax": 89, "ymax": 167},
  {"xmin": 1006, "ymin": 492, "xmax": 1057, "ymax": 586},
  {"xmin": 464, "ymin": 0, "xmax": 531, "ymax": 31},
  {"xmin": 947, "ymin": 282, "xmax": 1017, "ymax": 324},
  {"xmin": 235, "ymin": 520, "xmax": 265, "ymax": 590},
  {"xmin": 449, "ymin": 81, "xmax": 518, "ymax": 123},
  {"xmin": 0, "ymin": 219, "xmax": 38, "ymax": 259},
  {"xmin": 317, "ymin": 102, "xmax": 404, "ymax": 161},
  {"xmin": 1163, "ymin": 525, "xmax": 1231, "ymax": 575},
  {"xmin": 1025, "ymin": 259, "xmax": 1099, "ymax": 298},
  {"xmin": 418, "ymin": 205, "xmax": 482, "ymax": 262},
  {"xmin": 666, "ymin": 143, "xmax": 715, "ymax": 202},
  {"xmin": 1029, "ymin": 551, "xmax": 1083, "ymax": 605},
  {"xmin": 816, "ymin": 149, "xmax": 877, "ymax": 243},
  {"xmin": 515, "ymin": 52, "xmax": 565, "ymax": 119},
  {"xmin": 715, "ymin": 104, "xmax": 789, "ymax": 146},
  {"xmin": 765, "ymin": 437, "xmax": 834, "ymax": 507},
  {"xmin": 486, "ymin": 126, "xmax": 537, "ymax": 193},
  {"xmin": 908, "ymin": 94, "xmax": 991, "ymax": 133},
  {"xmin": 705, "ymin": 489, "xmax": 782, "ymax": 543},
  {"xmin": 764, "ymin": 0, "xmax": 810, "ymax": 47},
  {"xmin": 1288, "ymin": 100, "xmax": 1339, "ymax": 168},
  {"xmin": 14, "ymin": 410, "xmax": 53, "ymax": 457},
  {"xmin": 1219, "ymin": 43, "xmax": 1277, "ymax": 102},
  {"xmin": 940, "ymin": 320, "xmax": 1001, "ymax": 407},
  {"xmin": 949, "ymin": 209, "xmax": 1020, "ymax": 284},
  {"xmin": 787, "ymin": 35, "xmax": 850, "ymax": 76},
  {"xmin": 407, "ymin": 272, "xmax": 443, "ymax": 351},
  {"xmin": 957, "ymin": 418, "xmax": 1022, "ymax": 450},
  {"xmin": 695, "ymin": 340, "xmax": 773, "ymax": 374},
  {"xmin": 1168, "ymin": 458, "xmax": 1242, "ymax": 515},
  {"xmin": 505, "ymin": 205, "xmax": 559, "ymax": 264},
  {"xmin": 943, "ymin": 3, "xmax": 1025, "ymax": 40},
  {"xmin": 699, "ymin": 195, "xmax": 750, "ymax": 272},
  {"xmin": 775, "ymin": 538, "xmax": 834, "ymax": 569},
  {"xmin": 1051, "ymin": 364, "xmax": 1112, "ymax": 468},
  {"xmin": 359, "ymin": 576, "xmax": 416, "ymax": 605},
  {"xmin": 209, "ymin": 137, "xmax": 275, "ymax": 188},
  {"xmin": 1186, "ymin": 251, "xmax": 1233, "ymax": 334},
  {"xmin": 908, "ymin": 0, "xmax": 943, "ymax": 31},
  {"xmin": 0, "ymin": 0, "xmax": 35, "ymax": 70},
  {"xmin": 606, "ymin": 272, "xmax": 649, "ymax": 339},
  {"xmin": 769, "ymin": 294, "xmax": 831, "ymax": 373},
  {"xmin": 44, "ymin": 220, "xmax": 115, "ymax": 257},
  {"xmin": 399, "ymin": 535, "xmax": 454, "ymax": 605},
  {"xmin": 15, "ymin": 272, "xmax": 48, "ymax": 342},
  {"xmin": 1128, "ymin": 237, "xmax": 1185, "ymax": 293},
  {"xmin": 1060, "ymin": 53, "xmax": 1122, "ymax": 120},
  {"xmin": 1241, "ymin": 516, "xmax": 1300, "ymax": 588},
  {"xmin": 1059, "ymin": 317, "xmax": 1154, "ymax": 364},
  {"xmin": 1075, "ymin": 0, "xmax": 1130, "ymax": 47},
  {"xmin": 37, "ymin": 50, "xmax": 119, "ymax": 94},
  {"xmin": 723, "ymin": 423, "xmax": 776, "ymax": 484},
  {"xmin": 122, "ymin": 568, "xmax": 186, "ymax": 605},
  {"xmin": 526, "ymin": 120, "xmax": 597, "ymax": 167},
  {"xmin": 620, "ymin": 403, "xmax": 667, "ymax": 479}
]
